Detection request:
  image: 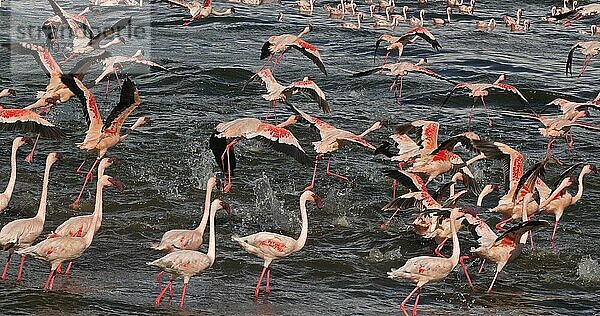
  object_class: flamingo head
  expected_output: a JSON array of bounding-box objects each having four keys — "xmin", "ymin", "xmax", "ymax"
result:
[
  {"xmin": 369, "ymin": 4, "xmax": 375, "ymax": 15},
  {"xmin": 417, "ymin": 58, "xmax": 427, "ymax": 65},
  {"xmin": 582, "ymin": 164, "xmax": 597, "ymax": 176},
  {"xmin": 0, "ymin": 88, "xmax": 16, "ymax": 97},
  {"xmin": 47, "ymin": 152, "xmax": 64, "ymax": 166},
  {"xmin": 307, "ymin": 191, "xmax": 324, "ymax": 209},
  {"xmin": 592, "ymin": 25, "xmax": 598, "ymax": 36},
  {"xmin": 100, "ymin": 157, "xmax": 121, "ymax": 170},
  {"xmin": 212, "ymin": 199, "xmax": 231, "ymax": 215},
  {"xmin": 104, "ymin": 176, "xmax": 124, "ymax": 192},
  {"xmin": 15, "ymin": 137, "xmax": 33, "ymax": 148}
]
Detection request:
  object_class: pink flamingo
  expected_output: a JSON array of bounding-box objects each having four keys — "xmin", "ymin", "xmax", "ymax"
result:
[
  {"xmin": 287, "ymin": 103, "xmax": 382, "ymax": 190},
  {"xmin": 566, "ymin": 41, "xmax": 600, "ymax": 77},
  {"xmin": 0, "ymin": 88, "xmax": 15, "ymax": 99},
  {"xmin": 374, "ymin": 27, "xmax": 442, "ymax": 63},
  {"xmin": 0, "ymin": 137, "xmax": 33, "ymax": 213},
  {"xmin": 0, "ymin": 152, "xmax": 62, "ymax": 282},
  {"xmin": 209, "ymin": 115, "xmax": 309, "ymax": 192},
  {"xmin": 59, "ymin": 75, "xmax": 148, "ymax": 209},
  {"xmin": 148, "ymin": 199, "xmax": 230, "ymax": 309},
  {"xmin": 160, "ymin": 0, "xmax": 235, "ymax": 26},
  {"xmin": 233, "ymin": 191, "xmax": 322, "ymax": 297},
  {"xmin": 16, "ymin": 175, "xmax": 121, "ymax": 290}
]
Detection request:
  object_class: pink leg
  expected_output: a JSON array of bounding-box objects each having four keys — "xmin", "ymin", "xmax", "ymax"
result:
[
  {"xmin": 397, "ymin": 76, "xmax": 403, "ymax": 104},
  {"xmin": 49, "ymin": 270, "xmax": 57, "ymax": 290},
  {"xmin": 220, "ymin": 139, "xmax": 240, "ymax": 193},
  {"xmin": 579, "ymin": 55, "xmax": 592, "ymax": 78},
  {"xmin": 43, "ymin": 269, "xmax": 55, "ymax": 290},
  {"xmin": 155, "ymin": 280, "xmax": 172, "ymax": 306},
  {"xmin": 487, "ymin": 266, "xmax": 500, "ymax": 294},
  {"xmin": 381, "ymin": 208, "xmax": 402, "ymax": 230},
  {"xmin": 16, "ymin": 255, "xmax": 25, "ymax": 282},
  {"xmin": 254, "ymin": 266, "xmax": 268, "ymax": 297},
  {"xmin": 1, "ymin": 252, "xmax": 12, "ymax": 281},
  {"xmin": 481, "ymin": 96, "xmax": 493, "ymax": 127},
  {"xmin": 24, "ymin": 134, "xmax": 40, "ymax": 164},
  {"xmin": 459, "ymin": 256, "xmax": 474, "ymax": 289},
  {"xmin": 412, "ymin": 290, "xmax": 421, "ymax": 316},
  {"xmin": 400, "ymin": 285, "xmax": 421, "ymax": 316},
  {"xmin": 551, "ymin": 219, "xmax": 559, "ymax": 252},
  {"xmin": 56, "ymin": 263, "xmax": 62, "ymax": 274},
  {"xmin": 391, "ymin": 179, "xmax": 397, "ymax": 200},
  {"xmin": 76, "ymin": 159, "xmax": 87, "ymax": 173},
  {"xmin": 71, "ymin": 158, "xmax": 100, "ymax": 209},
  {"xmin": 179, "ymin": 282, "xmax": 188, "ymax": 309},
  {"xmin": 157, "ymin": 271, "xmax": 164, "ymax": 291},
  {"xmin": 434, "ymin": 237, "xmax": 449, "ymax": 258},
  {"xmin": 265, "ymin": 268, "xmax": 271, "ymax": 294},
  {"xmin": 65, "ymin": 262, "xmax": 73, "ymax": 275},
  {"xmin": 169, "ymin": 278, "xmax": 174, "ymax": 299},
  {"xmin": 383, "ymin": 51, "xmax": 390, "ymax": 64},
  {"xmin": 478, "ymin": 259, "xmax": 486, "ymax": 274},
  {"xmin": 529, "ymin": 231, "xmax": 535, "ymax": 250},
  {"xmin": 325, "ymin": 157, "xmax": 350, "ymax": 181},
  {"xmin": 304, "ymin": 155, "xmax": 322, "ymax": 191},
  {"xmin": 60, "ymin": 52, "xmax": 77, "ymax": 65},
  {"xmin": 495, "ymin": 217, "xmax": 512, "ymax": 231}
]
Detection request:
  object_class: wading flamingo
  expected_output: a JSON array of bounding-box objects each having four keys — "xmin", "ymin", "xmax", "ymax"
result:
[{"xmin": 0, "ymin": 137, "xmax": 32, "ymax": 213}]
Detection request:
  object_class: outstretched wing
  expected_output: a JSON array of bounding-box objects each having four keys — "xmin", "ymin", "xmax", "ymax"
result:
[
  {"xmin": 494, "ymin": 220, "xmax": 548, "ymax": 245},
  {"xmin": 352, "ymin": 67, "xmax": 384, "ymax": 77},
  {"xmin": 161, "ymin": 0, "xmax": 194, "ymax": 9},
  {"xmin": 491, "ymin": 83, "xmax": 528, "ymax": 104},
  {"xmin": 88, "ymin": 17, "xmax": 131, "ymax": 48},
  {"xmin": 246, "ymin": 123, "xmax": 310, "ymax": 165},
  {"xmin": 0, "ymin": 109, "xmax": 66, "ymax": 139},
  {"xmin": 209, "ymin": 131, "xmax": 235, "ymax": 173},
  {"xmin": 47, "ymin": 0, "xmax": 73, "ymax": 36},
  {"xmin": 383, "ymin": 169, "xmax": 423, "ymax": 192},
  {"xmin": 566, "ymin": 42, "xmax": 581, "ymax": 77},
  {"xmin": 59, "ymin": 74, "xmax": 102, "ymax": 141},
  {"xmin": 102, "ymin": 77, "xmax": 141, "ymax": 134},
  {"xmin": 2, "ymin": 42, "xmax": 62, "ymax": 77},
  {"xmin": 400, "ymin": 27, "xmax": 442, "ymax": 51},
  {"xmin": 284, "ymin": 79, "xmax": 330, "ymax": 113},
  {"xmin": 291, "ymin": 39, "xmax": 327, "ymax": 76}
]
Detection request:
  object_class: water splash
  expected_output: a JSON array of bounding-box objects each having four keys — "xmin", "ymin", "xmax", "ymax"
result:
[
  {"xmin": 252, "ymin": 174, "xmax": 294, "ymax": 231},
  {"xmin": 577, "ymin": 256, "xmax": 600, "ymax": 284}
]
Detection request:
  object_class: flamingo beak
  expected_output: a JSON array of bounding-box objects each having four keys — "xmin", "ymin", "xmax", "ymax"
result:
[
  {"xmin": 220, "ymin": 201, "xmax": 231, "ymax": 215},
  {"xmin": 7, "ymin": 89, "xmax": 16, "ymax": 96},
  {"xmin": 107, "ymin": 157, "xmax": 121, "ymax": 167},
  {"xmin": 23, "ymin": 137, "xmax": 34, "ymax": 146},
  {"xmin": 589, "ymin": 164, "xmax": 597, "ymax": 173},
  {"xmin": 109, "ymin": 178, "xmax": 124, "ymax": 192},
  {"xmin": 313, "ymin": 194, "xmax": 324, "ymax": 209},
  {"xmin": 54, "ymin": 152, "xmax": 64, "ymax": 161}
]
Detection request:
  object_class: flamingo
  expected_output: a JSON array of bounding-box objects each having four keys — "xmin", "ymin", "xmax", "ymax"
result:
[
  {"xmin": 408, "ymin": 10, "xmax": 425, "ymax": 27},
  {"xmin": 149, "ymin": 199, "xmax": 230, "ymax": 309},
  {"xmin": 369, "ymin": 5, "xmax": 391, "ymax": 21},
  {"xmin": 260, "ymin": 25, "xmax": 327, "ymax": 76},
  {"xmin": 0, "ymin": 152, "xmax": 62, "ymax": 282},
  {"xmin": 372, "ymin": 16, "xmax": 401, "ymax": 29},
  {"xmin": 92, "ymin": 50, "xmax": 168, "ymax": 86},
  {"xmin": 341, "ymin": 12, "xmax": 364, "ymax": 29},
  {"xmin": 59, "ymin": 75, "xmax": 148, "ymax": 209},
  {"xmin": 209, "ymin": 115, "xmax": 309, "ymax": 192},
  {"xmin": 352, "ymin": 58, "xmax": 451, "ymax": 102},
  {"xmin": 556, "ymin": 3, "xmax": 600, "ymax": 26},
  {"xmin": 442, "ymin": 74, "xmax": 528, "ymax": 128},
  {"xmin": 432, "ymin": 7, "xmax": 452, "ymax": 25},
  {"xmin": 374, "ymin": 27, "xmax": 442, "ymax": 63},
  {"xmin": 160, "ymin": 0, "xmax": 235, "ymax": 26},
  {"xmin": 287, "ymin": 103, "xmax": 383, "ymax": 190},
  {"xmin": 537, "ymin": 164, "xmax": 596, "ymax": 250},
  {"xmin": 475, "ymin": 18, "xmax": 496, "ymax": 31},
  {"xmin": 445, "ymin": 0, "xmax": 462, "ymax": 7},
  {"xmin": 242, "ymin": 68, "xmax": 330, "ymax": 114},
  {"xmin": 387, "ymin": 208, "xmax": 463, "ymax": 316},
  {"xmin": 43, "ymin": 0, "xmax": 92, "ymax": 50},
  {"xmin": 0, "ymin": 109, "xmax": 66, "ymax": 140},
  {"xmin": 466, "ymin": 193, "xmax": 548, "ymax": 293},
  {"xmin": 0, "ymin": 137, "xmax": 32, "ymax": 213},
  {"xmin": 458, "ymin": 0, "xmax": 474, "ymax": 14},
  {"xmin": 16, "ymin": 175, "xmax": 121, "ymax": 290},
  {"xmin": 510, "ymin": 19, "xmax": 531, "ymax": 32},
  {"xmin": 503, "ymin": 8, "xmax": 523, "ymax": 27},
  {"xmin": 566, "ymin": 41, "xmax": 600, "ymax": 77},
  {"xmin": 46, "ymin": 157, "xmax": 120, "ymax": 275},
  {"xmin": 150, "ymin": 176, "xmax": 221, "ymax": 289},
  {"xmin": 294, "ymin": 0, "xmax": 314, "ymax": 13},
  {"xmin": 233, "ymin": 191, "xmax": 322, "ymax": 297}
]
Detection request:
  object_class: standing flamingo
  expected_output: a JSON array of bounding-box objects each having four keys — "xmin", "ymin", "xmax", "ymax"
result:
[
  {"xmin": 233, "ymin": 191, "xmax": 322, "ymax": 297},
  {"xmin": 0, "ymin": 152, "xmax": 62, "ymax": 282},
  {"xmin": 60, "ymin": 75, "xmax": 148, "ymax": 209},
  {"xmin": 260, "ymin": 25, "xmax": 327, "ymax": 76},
  {"xmin": 387, "ymin": 208, "xmax": 463, "ymax": 316},
  {"xmin": 537, "ymin": 164, "xmax": 596, "ymax": 250},
  {"xmin": 209, "ymin": 115, "xmax": 309, "ymax": 192},
  {"xmin": 287, "ymin": 103, "xmax": 383, "ymax": 190},
  {"xmin": 0, "ymin": 137, "xmax": 32, "ymax": 213},
  {"xmin": 148, "ymin": 199, "xmax": 230, "ymax": 309},
  {"xmin": 16, "ymin": 175, "xmax": 120, "ymax": 290}
]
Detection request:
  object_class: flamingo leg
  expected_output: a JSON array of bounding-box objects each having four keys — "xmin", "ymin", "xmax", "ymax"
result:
[
  {"xmin": 60, "ymin": 52, "xmax": 78, "ymax": 65},
  {"xmin": 487, "ymin": 265, "xmax": 501, "ymax": 293},
  {"xmin": 179, "ymin": 282, "xmax": 188, "ymax": 309},
  {"xmin": 304, "ymin": 154, "xmax": 322, "ymax": 191},
  {"xmin": 459, "ymin": 255, "xmax": 474, "ymax": 289},
  {"xmin": 169, "ymin": 277, "xmax": 174, "ymax": 299},
  {"xmin": 546, "ymin": 138, "xmax": 556, "ymax": 158},
  {"xmin": 381, "ymin": 207, "xmax": 402, "ymax": 230},
  {"xmin": 529, "ymin": 231, "xmax": 535, "ymax": 250},
  {"xmin": 254, "ymin": 266, "xmax": 268, "ymax": 297},
  {"xmin": 391, "ymin": 179, "xmax": 397, "ymax": 199},
  {"xmin": 220, "ymin": 138, "xmax": 240, "ymax": 193},
  {"xmin": 265, "ymin": 268, "xmax": 271, "ymax": 294},
  {"xmin": 400, "ymin": 285, "xmax": 421, "ymax": 316},
  {"xmin": 551, "ymin": 219, "xmax": 559, "ymax": 252},
  {"xmin": 495, "ymin": 217, "xmax": 512, "ymax": 231},
  {"xmin": 478, "ymin": 259, "xmax": 486, "ymax": 274},
  {"xmin": 434, "ymin": 237, "xmax": 449, "ymax": 258},
  {"xmin": 64, "ymin": 262, "xmax": 73, "ymax": 275},
  {"xmin": 76, "ymin": 159, "xmax": 87, "ymax": 174},
  {"xmin": 49, "ymin": 270, "xmax": 57, "ymax": 290},
  {"xmin": 16, "ymin": 255, "xmax": 25, "ymax": 282},
  {"xmin": 1, "ymin": 252, "xmax": 12, "ymax": 281},
  {"xmin": 156, "ymin": 271, "xmax": 164, "ymax": 291},
  {"xmin": 43, "ymin": 269, "xmax": 55, "ymax": 290},
  {"xmin": 411, "ymin": 288, "xmax": 421, "ymax": 316},
  {"xmin": 56, "ymin": 263, "xmax": 62, "ymax": 274},
  {"xmin": 397, "ymin": 76, "xmax": 403, "ymax": 104},
  {"xmin": 325, "ymin": 157, "xmax": 350, "ymax": 181},
  {"xmin": 24, "ymin": 134, "xmax": 41, "ymax": 164},
  {"xmin": 71, "ymin": 157, "xmax": 100, "ymax": 209},
  {"xmin": 383, "ymin": 51, "xmax": 390, "ymax": 64},
  {"xmin": 155, "ymin": 279, "xmax": 172, "ymax": 306},
  {"xmin": 480, "ymin": 96, "xmax": 493, "ymax": 127},
  {"xmin": 578, "ymin": 55, "xmax": 592, "ymax": 78}
]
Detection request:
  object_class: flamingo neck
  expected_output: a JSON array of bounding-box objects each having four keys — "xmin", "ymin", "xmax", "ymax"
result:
[
  {"xmin": 519, "ymin": 194, "xmax": 532, "ymax": 243},
  {"xmin": 359, "ymin": 122, "xmax": 381, "ymax": 137},
  {"xmin": 357, "ymin": 15, "xmax": 361, "ymax": 29},
  {"xmin": 449, "ymin": 217, "xmax": 460, "ymax": 267},
  {"xmin": 84, "ymin": 181, "xmax": 104, "ymax": 246},
  {"xmin": 477, "ymin": 188, "xmax": 492, "ymax": 206},
  {"xmin": 196, "ymin": 180, "xmax": 215, "ymax": 233},
  {"xmin": 572, "ymin": 170, "xmax": 588, "ymax": 203},
  {"xmin": 207, "ymin": 204, "xmax": 217, "ymax": 265},
  {"xmin": 35, "ymin": 160, "xmax": 53, "ymax": 221},
  {"xmin": 294, "ymin": 195, "xmax": 310, "ymax": 251},
  {"xmin": 4, "ymin": 142, "xmax": 19, "ymax": 198},
  {"xmin": 447, "ymin": 9, "xmax": 451, "ymax": 22}
]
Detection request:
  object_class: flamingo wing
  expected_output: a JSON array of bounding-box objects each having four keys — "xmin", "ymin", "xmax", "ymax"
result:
[
  {"xmin": 382, "ymin": 194, "xmax": 423, "ymax": 211},
  {"xmin": 60, "ymin": 74, "xmax": 102, "ymax": 140},
  {"xmin": 286, "ymin": 102, "xmax": 334, "ymax": 137},
  {"xmin": 209, "ymin": 131, "xmax": 236, "ymax": 173},
  {"xmin": 553, "ymin": 162, "xmax": 585, "ymax": 187},
  {"xmin": 70, "ymin": 51, "xmax": 111, "ymax": 79},
  {"xmin": 493, "ymin": 220, "xmax": 548, "ymax": 245},
  {"xmin": 339, "ymin": 133, "xmax": 377, "ymax": 150},
  {"xmin": 47, "ymin": 0, "xmax": 74, "ymax": 36},
  {"xmin": 411, "ymin": 65, "xmax": 451, "ymax": 82},
  {"xmin": 430, "ymin": 135, "xmax": 474, "ymax": 155},
  {"xmin": 491, "ymin": 83, "xmax": 529, "ymax": 104},
  {"xmin": 0, "ymin": 109, "xmax": 65, "ymax": 139},
  {"xmin": 284, "ymin": 79, "xmax": 330, "ymax": 113},
  {"xmin": 246, "ymin": 123, "xmax": 311, "ymax": 165},
  {"xmin": 1, "ymin": 42, "xmax": 62, "ymax": 77},
  {"xmin": 88, "ymin": 16, "xmax": 131, "ymax": 48},
  {"xmin": 570, "ymin": 120, "xmax": 600, "ymax": 131},
  {"xmin": 102, "ymin": 77, "xmax": 141, "ymax": 134},
  {"xmin": 290, "ymin": 39, "xmax": 328, "ymax": 76},
  {"xmin": 202, "ymin": 0, "xmax": 212, "ymax": 8},
  {"xmin": 352, "ymin": 66, "xmax": 385, "ymax": 77},
  {"xmin": 463, "ymin": 213, "xmax": 497, "ymax": 247},
  {"xmin": 400, "ymin": 27, "xmax": 442, "ymax": 51},
  {"xmin": 440, "ymin": 83, "xmax": 469, "ymax": 107},
  {"xmin": 383, "ymin": 169, "xmax": 423, "ymax": 191},
  {"xmin": 511, "ymin": 157, "xmax": 555, "ymax": 203},
  {"xmin": 566, "ymin": 42, "xmax": 581, "ymax": 77}
]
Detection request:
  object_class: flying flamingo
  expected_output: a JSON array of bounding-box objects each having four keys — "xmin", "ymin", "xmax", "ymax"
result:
[
  {"xmin": 260, "ymin": 25, "xmax": 328, "ymax": 76},
  {"xmin": 209, "ymin": 115, "xmax": 309, "ymax": 193},
  {"xmin": 16, "ymin": 175, "xmax": 121, "ymax": 290},
  {"xmin": 537, "ymin": 164, "xmax": 596, "ymax": 250},
  {"xmin": 566, "ymin": 41, "xmax": 600, "ymax": 77},
  {"xmin": 46, "ymin": 157, "xmax": 120, "ymax": 275},
  {"xmin": 556, "ymin": 3, "xmax": 600, "ymax": 26},
  {"xmin": 442, "ymin": 74, "xmax": 528, "ymax": 128},
  {"xmin": 0, "ymin": 137, "xmax": 32, "ymax": 213},
  {"xmin": 287, "ymin": 103, "xmax": 383, "ymax": 190},
  {"xmin": 233, "ymin": 191, "xmax": 322, "ymax": 297},
  {"xmin": 92, "ymin": 50, "xmax": 168, "ymax": 87},
  {"xmin": 466, "ymin": 193, "xmax": 548, "ymax": 293},
  {"xmin": 149, "ymin": 199, "xmax": 230, "ymax": 309},
  {"xmin": 242, "ymin": 68, "xmax": 330, "ymax": 114},
  {"xmin": 387, "ymin": 208, "xmax": 463, "ymax": 316},
  {"xmin": 44, "ymin": 0, "xmax": 92, "ymax": 50},
  {"xmin": 160, "ymin": 0, "xmax": 235, "ymax": 26},
  {"xmin": 374, "ymin": 27, "xmax": 442, "ymax": 63},
  {"xmin": 0, "ymin": 109, "xmax": 66, "ymax": 140},
  {"xmin": 352, "ymin": 58, "xmax": 451, "ymax": 102},
  {"xmin": 60, "ymin": 75, "xmax": 148, "ymax": 209},
  {"xmin": 0, "ymin": 152, "xmax": 62, "ymax": 282},
  {"xmin": 150, "ymin": 176, "xmax": 220, "ymax": 289}
]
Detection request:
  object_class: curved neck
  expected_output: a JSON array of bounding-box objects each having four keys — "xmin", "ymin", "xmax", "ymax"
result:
[
  {"xmin": 35, "ymin": 161, "xmax": 53, "ymax": 221},
  {"xmin": 196, "ymin": 181, "xmax": 215, "ymax": 233},
  {"xmin": 449, "ymin": 217, "xmax": 460, "ymax": 267},
  {"xmin": 572, "ymin": 171, "xmax": 588, "ymax": 203},
  {"xmin": 85, "ymin": 181, "xmax": 104, "ymax": 246},
  {"xmin": 294, "ymin": 196, "xmax": 309, "ymax": 251},
  {"xmin": 4, "ymin": 143, "xmax": 19, "ymax": 198},
  {"xmin": 207, "ymin": 206, "xmax": 216, "ymax": 264},
  {"xmin": 357, "ymin": 15, "xmax": 361, "ymax": 28}
]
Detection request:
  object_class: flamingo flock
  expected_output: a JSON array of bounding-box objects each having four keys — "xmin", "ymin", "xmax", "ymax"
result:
[{"xmin": 0, "ymin": 0, "xmax": 599, "ymax": 314}]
